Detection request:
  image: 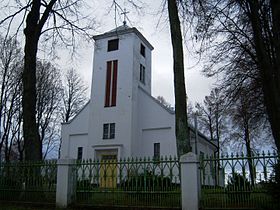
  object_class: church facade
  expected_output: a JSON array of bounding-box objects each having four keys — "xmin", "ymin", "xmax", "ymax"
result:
[{"xmin": 60, "ymin": 26, "xmax": 217, "ymax": 161}]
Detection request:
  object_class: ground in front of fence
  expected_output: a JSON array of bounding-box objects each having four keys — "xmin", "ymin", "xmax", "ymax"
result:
[
  {"xmin": 76, "ymin": 190, "xmax": 181, "ymax": 209},
  {"xmin": 0, "ymin": 202, "xmax": 181, "ymax": 210}
]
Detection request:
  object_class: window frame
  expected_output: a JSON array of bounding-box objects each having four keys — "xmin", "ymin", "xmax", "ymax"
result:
[
  {"xmin": 105, "ymin": 60, "xmax": 118, "ymax": 107},
  {"xmin": 77, "ymin": 147, "xmax": 83, "ymax": 160},
  {"xmin": 140, "ymin": 43, "xmax": 146, "ymax": 57},
  {"xmin": 103, "ymin": 123, "xmax": 116, "ymax": 139},
  {"xmin": 153, "ymin": 143, "xmax": 160, "ymax": 160},
  {"xmin": 140, "ymin": 64, "xmax": 145, "ymax": 84},
  {"xmin": 103, "ymin": 124, "xmax": 109, "ymax": 139},
  {"xmin": 107, "ymin": 39, "xmax": 119, "ymax": 52},
  {"xmin": 109, "ymin": 123, "xmax": 115, "ymax": 139}
]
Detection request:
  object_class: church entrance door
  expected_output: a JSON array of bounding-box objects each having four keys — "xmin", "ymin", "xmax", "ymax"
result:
[{"xmin": 100, "ymin": 154, "xmax": 117, "ymax": 188}]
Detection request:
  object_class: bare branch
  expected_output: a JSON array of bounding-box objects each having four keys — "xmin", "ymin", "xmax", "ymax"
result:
[{"xmin": 0, "ymin": 4, "xmax": 31, "ymax": 25}]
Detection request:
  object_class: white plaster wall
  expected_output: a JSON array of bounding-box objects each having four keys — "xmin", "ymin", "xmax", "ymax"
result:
[
  {"xmin": 138, "ymin": 88, "xmax": 175, "ymax": 129},
  {"xmin": 141, "ymin": 128, "xmax": 177, "ymax": 157},
  {"xmin": 68, "ymin": 134, "xmax": 88, "ymax": 159},
  {"xmin": 136, "ymin": 87, "xmax": 216, "ymax": 158},
  {"xmin": 132, "ymin": 34, "xmax": 152, "ymax": 94},
  {"xmin": 136, "ymin": 87, "xmax": 177, "ymax": 157},
  {"xmin": 88, "ymin": 33, "xmax": 136, "ymax": 158},
  {"xmin": 60, "ymin": 103, "xmax": 89, "ymax": 158},
  {"xmin": 189, "ymin": 130, "xmax": 216, "ymax": 157},
  {"xmin": 198, "ymin": 137, "xmax": 216, "ymax": 157},
  {"xmin": 131, "ymin": 33, "xmax": 153, "ymax": 157}
]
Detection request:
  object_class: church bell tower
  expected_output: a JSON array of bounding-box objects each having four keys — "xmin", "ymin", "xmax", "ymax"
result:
[{"xmin": 87, "ymin": 25, "xmax": 154, "ymax": 158}]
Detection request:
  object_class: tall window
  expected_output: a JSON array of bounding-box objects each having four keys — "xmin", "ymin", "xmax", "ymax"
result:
[
  {"xmin": 140, "ymin": 43, "xmax": 145, "ymax": 57},
  {"xmin": 105, "ymin": 60, "xmax": 118, "ymax": 107},
  {"xmin": 108, "ymin": 39, "xmax": 119, "ymax": 51},
  {"xmin": 154, "ymin": 143, "xmax": 160, "ymax": 159},
  {"xmin": 103, "ymin": 123, "xmax": 115, "ymax": 139},
  {"xmin": 140, "ymin": 64, "xmax": 145, "ymax": 84},
  {"xmin": 77, "ymin": 147, "xmax": 83, "ymax": 160}
]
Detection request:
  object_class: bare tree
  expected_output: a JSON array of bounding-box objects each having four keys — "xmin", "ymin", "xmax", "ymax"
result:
[
  {"xmin": 195, "ymin": 101, "xmax": 215, "ymax": 142},
  {"xmin": 243, "ymin": 0, "xmax": 280, "ymax": 152},
  {"xmin": 13, "ymin": 105, "xmax": 24, "ymax": 161},
  {"xmin": 0, "ymin": 36, "xmax": 22, "ymax": 162},
  {"xmin": 167, "ymin": 0, "xmax": 190, "ymax": 157},
  {"xmin": 195, "ymin": 88, "xmax": 228, "ymax": 185},
  {"xmin": 1, "ymin": 52, "xmax": 64, "ymax": 161},
  {"xmin": 36, "ymin": 60, "xmax": 62, "ymax": 159},
  {"xmin": 57, "ymin": 68, "xmax": 88, "ymax": 158},
  {"xmin": 61, "ymin": 68, "xmax": 88, "ymax": 123},
  {"xmin": 0, "ymin": 0, "xmax": 96, "ymax": 161},
  {"xmin": 228, "ymin": 88, "xmax": 268, "ymax": 185},
  {"xmin": 195, "ymin": 88, "xmax": 227, "ymax": 154},
  {"xmin": 187, "ymin": 0, "xmax": 280, "ymax": 151}
]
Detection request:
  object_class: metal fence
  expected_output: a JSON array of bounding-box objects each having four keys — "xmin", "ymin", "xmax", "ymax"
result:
[
  {"xmin": 75, "ymin": 156, "xmax": 181, "ymax": 209},
  {"xmin": 0, "ymin": 160, "xmax": 57, "ymax": 204},
  {"xmin": 200, "ymin": 151, "xmax": 279, "ymax": 210}
]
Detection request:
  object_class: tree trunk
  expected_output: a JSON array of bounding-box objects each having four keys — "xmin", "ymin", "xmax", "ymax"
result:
[
  {"xmin": 167, "ymin": 0, "xmax": 191, "ymax": 157},
  {"xmin": 244, "ymin": 125, "xmax": 255, "ymax": 186},
  {"xmin": 247, "ymin": 0, "xmax": 280, "ymax": 151},
  {"xmin": 23, "ymin": 0, "xmax": 42, "ymax": 161}
]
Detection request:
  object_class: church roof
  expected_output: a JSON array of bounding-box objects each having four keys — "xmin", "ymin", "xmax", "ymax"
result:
[
  {"xmin": 93, "ymin": 25, "xmax": 154, "ymax": 50},
  {"xmin": 107, "ymin": 24, "xmax": 131, "ymax": 33}
]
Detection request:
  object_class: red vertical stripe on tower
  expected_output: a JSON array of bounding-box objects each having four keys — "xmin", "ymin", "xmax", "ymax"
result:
[
  {"xmin": 105, "ymin": 61, "xmax": 112, "ymax": 107},
  {"xmin": 111, "ymin": 60, "xmax": 118, "ymax": 106}
]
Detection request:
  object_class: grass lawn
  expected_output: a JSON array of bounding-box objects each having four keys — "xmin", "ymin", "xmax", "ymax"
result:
[
  {"xmin": 0, "ymin": 203, "xmax": 176, "ymax": 210},
  {"xmin": 0, "ymin": 202, "xmax": 66, "ymax": 210},
  {"xmin": 201, "ymin": 187, "xmax": 279, "ymax": 210}
]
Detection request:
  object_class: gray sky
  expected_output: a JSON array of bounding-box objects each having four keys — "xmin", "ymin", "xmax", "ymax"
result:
[{"xmin": 56, "ymin": 0, "xmax": 215, "ymax": 106}]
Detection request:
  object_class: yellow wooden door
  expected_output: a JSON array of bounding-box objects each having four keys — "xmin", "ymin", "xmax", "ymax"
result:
[{"xmin": 100, "ymin": 155, "xmax": 117, "ymax": 188}]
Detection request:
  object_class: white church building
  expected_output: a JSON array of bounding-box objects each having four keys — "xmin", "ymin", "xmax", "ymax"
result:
[{"xmin": 60, "ymin": 25, "xmax": 217, "ymax": 161}]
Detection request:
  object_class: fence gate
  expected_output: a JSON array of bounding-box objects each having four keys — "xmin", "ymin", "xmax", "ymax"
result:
[
  {"xmin": 200, "ymin": 151, "xmax": 279, "ymax": 210},
  {"xmin": 75, "ymin": 157, "xmax": 181, "ymax": 209}
]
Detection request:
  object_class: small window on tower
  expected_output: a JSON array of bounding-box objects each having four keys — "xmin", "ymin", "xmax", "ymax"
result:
[
  {"xmin": 108, "ymin": 39, "xmax": 119, "ymax": 51},
  {"xmin": 140, "ymin": 43, "xmax": 145, "ymax": 57},
  {"xmin": 140, "ymin": 64, "xmax": 145, "ymax": 84},
  {"xmin": 77, "ymin": 147, "xmax": 83, "ymax": 160}
]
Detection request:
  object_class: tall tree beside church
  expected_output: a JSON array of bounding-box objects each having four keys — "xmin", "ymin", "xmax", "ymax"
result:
[
  {"xmin": 61, "ymin": 68, "xmax": 88, "ymax": 123},
  {"xmin": 195, "ymin": 88, "xmax": 226, "ymax": 154},
  {"xmin": 22, "ymin": 0, "xmax": 56, "ymax": 161},
  {"xmin": 228, "ymin": 88, "xmax": 263, "ymax": 185},
  {"xmin": 36, "ymin": 60, "xmax": 62, "ymax": 159},
  {"xmin": 243, "ymin": 0, "xmax": 280, "ymax": 151},
  {"xmin": 167, "ymin": 0, "xmax": 191, "ymax": 157},
  {"xmin": 0, "ymin": 36, "xmax": 23, "ymax": 162},
  {"xmin": 187, "ymin": 0, "xmax": 280, "ymax": 151},
  {"xmin": 0, "ymin": 0, "xmax": 95, "ymax": 160}
]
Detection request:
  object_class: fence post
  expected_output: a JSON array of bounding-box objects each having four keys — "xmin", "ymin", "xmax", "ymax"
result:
[
  {"xmin": 56, "ymin": 159, "xmax": 76, "ymax": 208},
  {"xmin": 180, "ymin": 152, "xmax": 200, "ymax": 210}
]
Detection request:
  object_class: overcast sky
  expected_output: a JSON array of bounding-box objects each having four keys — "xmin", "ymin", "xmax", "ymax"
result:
[{"xmin": 56, "ymin": 0, "xmax": 215, "ymax": 106}]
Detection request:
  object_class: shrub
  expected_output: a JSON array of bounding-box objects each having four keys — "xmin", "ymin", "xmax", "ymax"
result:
[
  {"xmin": 122, "ymin": 170, "xmax": 174, "ymax": 191},
  {"xmin": 267, "ymin": 160, "xmax": 280, "ymax": 201},
  {"xmin": 226, "ymin": 173, "xmax": 251, "ymax": 202},
  {"xmin": 76, "ymin": 179, "xmax": 97, "ymax": 190}
]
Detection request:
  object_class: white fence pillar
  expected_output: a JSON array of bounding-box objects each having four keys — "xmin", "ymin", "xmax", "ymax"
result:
[
  {"xmin": 56, "ymin": 159, "xmax": 76, "ymax": 208},
  {"xmin": 180, "ymin": 152, "xmax": 200, "ymax": 210}
]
